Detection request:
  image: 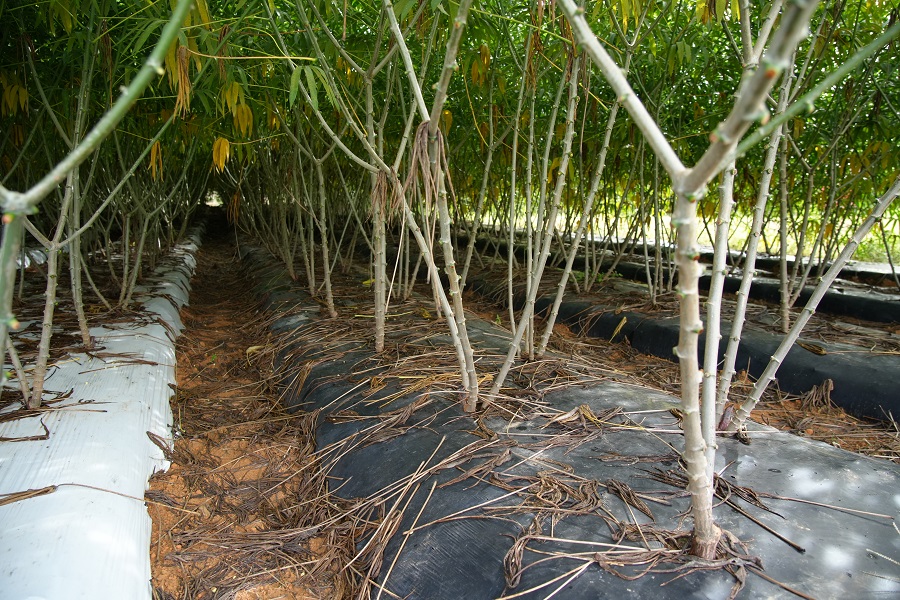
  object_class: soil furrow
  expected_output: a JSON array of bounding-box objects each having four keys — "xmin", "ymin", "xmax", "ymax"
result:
[{"xmin": 149, "ymin": 235, "xmax": 336, "ymax": 600}]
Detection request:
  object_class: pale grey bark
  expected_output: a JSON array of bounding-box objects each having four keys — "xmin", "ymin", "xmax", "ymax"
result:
[
  {"xmin": 559, "ymin": 0, "xmax": 821, "ymax": 558},
  {"xmin": 536, "ymin": 57, "xmax": 623, "ymax": 357},
  {"xmin": 373, "ymin": 173, "xmax": 388, "ymax": 352},
  {"xmin": 778, "ymin": 136, "xmax": 792, "ymax": 333},
  {"xmin": 728, "ymin": 176, "xmax": 900, "ymax": 431},
  {"xmin": 699, "ymin": 163, "xmax": 734, "ymax": 476},
  {"xmin": 491, "ymin": 55, "xmax": 581, "ymax": 396},
  {"xmin": 506, "ymin": 34, "xmax": 533, "ymax": 331},
  {"xmin": 314, "ymin": 159, "xmax": 338, "ymax": 319},
  {"xmin": 716, "ymin": 84, "xmax": 792, "ymax": 414}
]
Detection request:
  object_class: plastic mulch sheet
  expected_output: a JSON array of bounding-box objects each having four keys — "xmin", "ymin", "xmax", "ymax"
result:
[{"xmin": 0, "ymin": 229, "xmax": 201, "ymax": 600}]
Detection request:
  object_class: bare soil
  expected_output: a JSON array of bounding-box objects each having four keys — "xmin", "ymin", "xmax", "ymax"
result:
[{"xmin": 148, "ymin": 239, "xmax": 341, "ymax": 600}]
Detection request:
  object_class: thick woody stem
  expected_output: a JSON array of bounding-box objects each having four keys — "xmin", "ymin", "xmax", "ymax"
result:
[
  {"xmin": 559, "ymin": 0, "xmax": 822, "ymax": 560},
  {"xmin": 427, "ymin": 0, "xmax": 475, "ymax": 133}
]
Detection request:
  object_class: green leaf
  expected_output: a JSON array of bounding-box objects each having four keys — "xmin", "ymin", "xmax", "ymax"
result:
[
  {"xmin": 133, "ymin": 20, "xmax": 164, "ymax": 55},
  {"xmin": 236, "ymin": 66, "xmax": 249, "ymax": 90},
  {"xmin": 289, "ymin": 67, "xmax": 301, "ymax": 107},
  {"xmin": 197, "ymin": 88, "xmax": 213, "ymax": 116},
  {"xmin": 312, "ymin": 66, "xmax": 336, "ymax": 108},
  {"xmin": 395, "ymin": 0, "xmax": 416, "ymax": 19},
  {"xmin": 716, "ymin": 0, "xmax": 727, "ymax": 22},
  {"xmin": 304, "ymin": 66, "xmax": 318, "ymax": 111}
]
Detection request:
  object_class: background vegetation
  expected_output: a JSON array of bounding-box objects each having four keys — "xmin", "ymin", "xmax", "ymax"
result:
[{"xmin": 1, "ymin": 0, "xmax": 898, "ymax": 559}]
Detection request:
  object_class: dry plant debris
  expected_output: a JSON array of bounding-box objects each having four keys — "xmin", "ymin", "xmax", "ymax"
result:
[
  {"xmin": 463, "ymin": 270, "xmax": 900, "ymax": 464},
  {"xmin": 147, "ymin": 239, "xmax": 898, "ymax": 600},
  {"xmin": 149, "ymin": 241, "xmax": 350, "ymax": 600}
]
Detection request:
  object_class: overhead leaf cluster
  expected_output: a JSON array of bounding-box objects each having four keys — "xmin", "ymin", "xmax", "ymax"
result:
[{"xmin": 0, "ymin": 0, "xmax": 896, "ymax": 249}]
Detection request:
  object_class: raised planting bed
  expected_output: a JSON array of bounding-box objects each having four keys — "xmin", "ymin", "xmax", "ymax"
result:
[
  {"xmin": 466, "ymin": 272, "xmax": 900, "ymax": 424},
  {"xmin": 235, "ymin": 243, "xmax": 900, "ymax": 600},
  {"xmin": 0, "ymin": 228, "xmax": 202, "ymax": 600}
]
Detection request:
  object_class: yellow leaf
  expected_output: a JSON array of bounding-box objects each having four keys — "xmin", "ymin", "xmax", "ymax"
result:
[
  {"xmin": 17, "ymin": 85, "xmax": 28, "ymax": 112},
  {"xmin": 696, "ymin": 0, "xmax": 713, "ymax": 25},
  {"xmin": 188, "ymin": 36, "xmax": 202, "ymax": 72},
  {"xmin": 2, "ymin": 86, "xmax": 12, "ymax": 115},
  {"xmin": 54, "ymin": 0, "xmax": 73, "ymax": 33},
  {"xmin": 149, "ymin": 140, "xmax": 163, "ymax": 180},
  {"xmin": 164, "ymin": 40, "xmax": 178, "ymax": 88},
  {"xmin": 716, "ymin": 0, "xmax": 727, "ymax": 22},
  {"xmin": 471, "ymin": 59, "xmax": 481, "ymax": 86},
  {"xmin": 797, "ymin": 341, "xmax": 827, "ymax": 355},
  {"xmin": 224, "ymin": 81, "xmax": 242, "ymax": 114},
  {"xmin": 233, "ymin": 103, "xmax": 253, "ymax": 137},
  {"xmin": 480, "ymin": 44, "xmax": 491, "ymax": 69},
  {"xmin": 174, "ymin": 44, "xmax": 192, "ymax": 117},
  {"xmin": 195, "ymin": 0, "xmax": 211, "ymax": 28},
  {"xmin": 12, "ymin": 125, "xmax": 25, "ymax": 146},
  {"xmin": 244, "ymin": 105, "xmax": 253, "ymax": 135},
  {"xmin": 245, "ymin": 345, "xmax": 266, "ymax": 359},
  {"xmin": 212, "ymin": 136, "xmax": 230, "ymax": 172},
  {"xmin": 267, "ymin": 104, "xmax": 280, "ymax": 130},
  {"xmin": 227, "ymin": 187, "xmax": 241, "ymax": 223},
  {"xmin": 439, "ymin": 109, "xmax": 452, "ymax": 135},
  {"xmin": 548, "ymin": 157, "xmax": 561, "ymax": 183}
]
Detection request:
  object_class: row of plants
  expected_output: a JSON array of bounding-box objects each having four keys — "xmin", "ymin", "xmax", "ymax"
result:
[{"xmin": 1, "ymin": 0, "xmax": 898, "ymax": 561}]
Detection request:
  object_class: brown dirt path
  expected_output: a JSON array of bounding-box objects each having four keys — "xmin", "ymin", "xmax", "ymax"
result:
[{"xmin": 148, "ymin": 235, "xmax": 340, "ymax": 600}]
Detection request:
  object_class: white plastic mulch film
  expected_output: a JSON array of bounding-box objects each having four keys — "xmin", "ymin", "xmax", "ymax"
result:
[{"xmin": 0, "ymin": 232, "xmax": 200, "ymax": 600}]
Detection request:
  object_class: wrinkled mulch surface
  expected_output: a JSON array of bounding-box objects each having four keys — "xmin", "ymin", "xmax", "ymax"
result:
[
  {"xmin": 147, "ymin": 238, "xmax": 900, "ymax": 600},
  {"xmin": 465, "ymin": 262, "xmax": 900, "ymax": 461}
]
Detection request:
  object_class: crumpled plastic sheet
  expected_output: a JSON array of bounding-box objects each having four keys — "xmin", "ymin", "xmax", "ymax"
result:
[
  {"xmin": 0, "ymin": 228, "xmax": 202, "ymax": 600},
  {"xmin": 247, "ymin": 244, "xmax": 900, "ymax": 600},
  {"xmin": 15, "ymin": 248, "xmax": 49, "ymax": 270}
]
